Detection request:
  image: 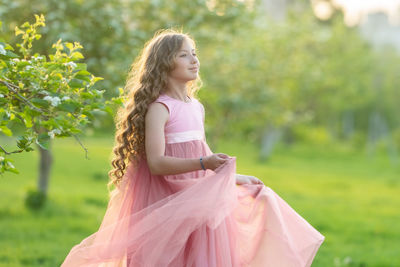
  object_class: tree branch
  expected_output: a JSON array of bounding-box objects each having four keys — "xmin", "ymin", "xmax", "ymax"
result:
[
  {"xmin": 72, "ymin": 133, "xmax": 89, "ymax": 160},
  {"xmin": 0, "ymin": 145, "xmax": 24, "ymax": 155},
  {"xmin": 0, "ymin": 79, "xmax": 45, "ymax": 114},
  {"xmin": 1, "ymin": 79, "xmax": 90, "ymax": 160}
]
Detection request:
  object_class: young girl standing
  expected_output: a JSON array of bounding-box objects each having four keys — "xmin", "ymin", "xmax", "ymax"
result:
[{"xmin": 61, "ymin": 29, "xmax": 324, "ymax": 267}]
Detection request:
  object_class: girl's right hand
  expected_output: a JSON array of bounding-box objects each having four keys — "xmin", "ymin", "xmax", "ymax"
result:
[{"xmin": 203, "ymin": 153, "xmax": 230, "ymax": 171}]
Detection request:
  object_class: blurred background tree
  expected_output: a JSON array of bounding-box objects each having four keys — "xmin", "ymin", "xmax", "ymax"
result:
[{"xmin": 1, "ymin": 0, "xmax": 399, "ymax": 160}]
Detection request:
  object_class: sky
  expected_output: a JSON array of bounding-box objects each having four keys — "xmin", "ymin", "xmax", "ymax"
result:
[{"xmin": 313, "ymin": 0, "xmax": 400, "ymax": 26}]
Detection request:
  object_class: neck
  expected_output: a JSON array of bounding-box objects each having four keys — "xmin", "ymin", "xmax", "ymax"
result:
[{"xmin": 165, "ymin": 79, "xmax": 189, "ymax": 101}]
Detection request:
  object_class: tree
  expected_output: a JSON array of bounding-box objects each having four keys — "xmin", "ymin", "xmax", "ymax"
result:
[{"xmin": 0, "ymin": 14, "xmax": 123, "ymax": 208}]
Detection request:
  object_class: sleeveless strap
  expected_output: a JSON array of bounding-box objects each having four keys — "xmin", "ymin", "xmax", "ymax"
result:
[{"xmin": 153, "ymin": 95, "xmax": 173, "ymax": 115}]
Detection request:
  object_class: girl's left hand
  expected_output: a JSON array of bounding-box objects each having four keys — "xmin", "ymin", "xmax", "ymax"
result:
[{"xmin": 236, "ymin": 174, "xmax": 264, "ymax": 185}]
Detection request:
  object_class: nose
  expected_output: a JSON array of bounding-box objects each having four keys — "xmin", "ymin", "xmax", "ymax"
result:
[{"xmin": 191, "ymin": 55, "xmax": 198, "ymax": 64}]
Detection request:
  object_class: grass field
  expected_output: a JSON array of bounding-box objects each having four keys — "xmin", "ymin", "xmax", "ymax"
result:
[{"xmin": 0, "ymin": 135, "xmax": 399, "ymax": 266}]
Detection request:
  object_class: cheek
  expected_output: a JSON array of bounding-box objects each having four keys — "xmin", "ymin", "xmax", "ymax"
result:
[
  {"xmin": 172, "ymin": 60, "xmax": 187, "ymax": 73},
  {"xmin": 169, "ymin": 61, "xmax": 185, "ymax": 76},
  {"xmin": 174, "ymin": 58, "xmax": 186, "ymax": 68}
]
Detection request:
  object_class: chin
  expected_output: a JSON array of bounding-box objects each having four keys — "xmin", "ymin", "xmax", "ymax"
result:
[{"xmin": 185, "ymin": 76, "xmax": 198, "ymax": 82}]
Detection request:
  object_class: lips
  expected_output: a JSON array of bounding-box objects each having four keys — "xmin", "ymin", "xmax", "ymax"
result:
[{"xmin": 189, "ymin": 67, "xmax": 198, "ymax": 71}]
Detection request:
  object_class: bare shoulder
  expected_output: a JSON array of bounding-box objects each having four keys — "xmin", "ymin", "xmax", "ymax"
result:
[{"xmin": 145, "ymin": 102, "xmax": 169, "ymax": 124}]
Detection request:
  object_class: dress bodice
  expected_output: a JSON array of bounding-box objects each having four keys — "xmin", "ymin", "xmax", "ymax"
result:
[{"xmin": 151, "ymin": 93, "xmax": 205, "ymax": 144}]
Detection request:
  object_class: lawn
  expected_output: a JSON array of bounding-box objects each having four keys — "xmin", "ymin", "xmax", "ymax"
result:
[{"xmin": 0, "ymin": 135, "xmax": 399, "ymax": 266}]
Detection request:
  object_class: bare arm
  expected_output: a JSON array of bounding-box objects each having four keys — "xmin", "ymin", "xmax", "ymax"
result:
[{"xmin": 145, "ymin": 103, "xmax": 229, "ymax": 175}]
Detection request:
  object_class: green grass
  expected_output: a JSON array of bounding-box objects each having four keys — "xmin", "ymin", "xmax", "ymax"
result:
[{"xmin": 1, "ymin": 136, "xmax": 399, "ymax": 267}]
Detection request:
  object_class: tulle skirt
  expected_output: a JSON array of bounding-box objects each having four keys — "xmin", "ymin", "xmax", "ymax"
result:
[{"xmin": 61, "ymin": 140, "xmax": 324, "ymax": 267}]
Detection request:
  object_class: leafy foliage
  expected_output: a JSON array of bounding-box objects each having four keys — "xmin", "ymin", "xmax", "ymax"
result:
[{"xmin": 0, "ymin": 14, "xmax": 124, "ymax": 174}]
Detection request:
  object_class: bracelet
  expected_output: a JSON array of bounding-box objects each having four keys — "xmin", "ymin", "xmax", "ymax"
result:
[{"xmin": 200, "ymin": 157, "xmax": 206, "ymax": 170}]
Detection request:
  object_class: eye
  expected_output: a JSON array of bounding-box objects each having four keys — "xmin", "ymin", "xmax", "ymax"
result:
[
  {"xmin": 180, "ymin": 54, "xmax": 186, "ymax": 57},
  {"xmin": 192, "ymin": 53, "xmax": 197, "ymax": 57}
]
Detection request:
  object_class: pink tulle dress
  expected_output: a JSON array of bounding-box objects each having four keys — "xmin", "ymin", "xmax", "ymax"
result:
[{"xmin": 61, "ymin": 93, "xmax": 325, "ymax": 267}]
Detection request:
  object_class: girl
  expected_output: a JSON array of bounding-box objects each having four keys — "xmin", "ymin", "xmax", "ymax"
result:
[{"xmin": 61, "ymin": 29, "xmax": 324, "ymax": 267}]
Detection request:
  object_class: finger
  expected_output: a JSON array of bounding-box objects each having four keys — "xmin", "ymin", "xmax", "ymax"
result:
[
  {"xmin": 250, "ymin": 177, "xmax": 262, "ymax": 184},
  {"xmin": 217, "ymin": 153, "xmax": 229, "ymax": 159},
  {"xmin": 218, "ymin": 158, "xmax": 228, "ymax": 164},
  {"xmin": 215, "ymin": 155, "xmax": 225, "ymax": 162}
]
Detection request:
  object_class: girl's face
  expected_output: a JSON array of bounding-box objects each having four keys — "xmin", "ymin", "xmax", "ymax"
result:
[{"xmin": 168, "ymin": 38, "xmax": 200, "ymax": 82}]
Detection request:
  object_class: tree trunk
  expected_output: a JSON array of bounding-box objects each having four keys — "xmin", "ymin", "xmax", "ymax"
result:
[
  {"xmin": 366, "ymin": 111, "xmax": 398, "ymax": 164},
  {"xmin": 37, "ymin": 140, "xmax": 53, "ymax": 195},
  {"xmin": 367, "ymin": 111, "xmax": 386, "ymax": 157},
  {"xmin": 259, "ymin": 126, "xmax": 282, "ymax": 161},
  {"xmin": 342, "ymin": 110, "xmax": 354, "ymax": 140}
]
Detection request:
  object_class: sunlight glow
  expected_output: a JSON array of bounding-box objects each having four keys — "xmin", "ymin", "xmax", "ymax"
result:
[
  {"xmin": 312, "ymin": 1, "xmax": 334, "ymax": 21},
  {"xmin": 332, "ymin": 0, "xmax": 400, "ymax": 26}
]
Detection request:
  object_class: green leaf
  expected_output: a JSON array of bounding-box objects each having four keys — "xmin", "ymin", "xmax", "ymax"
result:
[
  {"xmin": 74, "ymin": 74, "xmax": 91, "ymax": 82},
  {"xmin": 71, "ymin": 52, "xmax": 84, "ymax": 60},
  {"xmin": 69, "ymin": 127, "xmax": 82, "ymax": 134},
  {"xmin": 0, "ymin": 108, "xmax": 7, "ymax": 121},
  {"xmin": 17, "ymin": 61, "xmax": 29, "ymax": 68},
  {"xmin": 0, "ymin": 50, "xmax": 19, "ymax": 58},
  {"xmin": 46, "ymin": 63, "xmax": 63, "ymax": 72},
  {"xmin": 65, "ymin": 43, "xmax": 74, "ymax": 51},
  {"xmin": 90, "ymin": 102, "xmax": 101, "ymax": 109},
  {"xmin": 24, "ymin": 105, "xmax": 42, "ymax": 117},
  {"xmin": 92, "ymin": 76, "xmax": 104, "ymax": 83},
  {"xmin": 31, "ymin": 98, "xmax": 50, "ymax": 108},
  {"xmin": 75, "ymin": 70, "xmax": 91, "ymax": 76},
  {"xmin": 58, "ymin": 102, "xmax": 79, "ymax": 113},
  {"xmin": 41, "ymin": 118, "xmax": 58, "ymax": 128},
  {"xmin": 78, "ymin": 117, "xmax": 89, "ymax": 126},
  {"xmin": 16, "ymin": 135, "xmax": 29, "ymax": 149},
  {"xmin": 104, "ymin": 106, "xmax": 114, "ymax": 116},
  {"xmin": 82, "ymin": 110, "xmax": 95, "ymax": 119},
  {"xmin": 15, "ymin": 26, "xmax": 24, "ymax": 36},
  {"xmin": 21, "ymin": 22, "xmax": 30, "ymax": 28},
  {"xmin": 22, "ymin": 113, "xmax": 33, "ymax": 128},
  {"xmin": 8, "ymin": 168, "xmax": 20, "ymax": 174},
  {"xmin": 68, "ymin": 79, "xmax": 84, "ymax": 88},
  {"xmin": 4, "ymin": 158, "xmax": 20, "ymax": 174},
  {"xmin": 0, "ymin": 98, "xmax": 7, "ymax": 106},
  {"xmin": 0, "ymin": 125, "xmax": 13, "ymax": 136},
  {"xmin": 9, "ymin": 114, "xmax": 23, "ymax": 125},
  {"xmin": 111, "ymin": 97, "xmax": 123, "ymax": 105},
  {"xmin": 4, "ymin": 43, "xmax": 14, "ymax": 50},
  {"xmin": 36, "ymin": 133, "xmax": 50, "ymax": 150},
  {"xmin": 80, "ymin": 92, "xmax": 93, "ymax": 99}
]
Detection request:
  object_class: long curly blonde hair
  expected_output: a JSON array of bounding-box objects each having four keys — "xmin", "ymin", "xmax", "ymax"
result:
[{"xmin": 108, "ymin": 29, "xmax": 202, "ymax": 190}]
